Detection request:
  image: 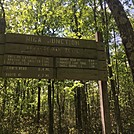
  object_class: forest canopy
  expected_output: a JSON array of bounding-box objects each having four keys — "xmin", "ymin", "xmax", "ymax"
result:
[{"xmin": 0, "ymin": 0, "xmax": 134, "ymax": 134}]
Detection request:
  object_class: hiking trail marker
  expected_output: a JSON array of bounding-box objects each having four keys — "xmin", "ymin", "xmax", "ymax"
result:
[{"xmin": 0, "ymin": 33, "xmax": 107, "ymax": 80}]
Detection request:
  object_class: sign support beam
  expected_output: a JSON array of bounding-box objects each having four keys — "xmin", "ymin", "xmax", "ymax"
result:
[{"xmin": 96, "ymin": 32, "xmax": 111, "ymax": 134}]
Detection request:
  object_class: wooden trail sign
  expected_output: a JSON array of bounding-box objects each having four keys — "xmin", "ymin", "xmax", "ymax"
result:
[
  {"xmin": 2, "ymin": 66, "xmax": 54, "ymax": 79},
  {"xmin": 6, "ymin": 33, "xmax": 96, "ymax": 48},
  {"xmin": 5, "ymin": 43, "xmax": 98, "ymax": 59},
  {"xmin": 0, "ymin": 33, "xmax": 107, "ymax": 80}
]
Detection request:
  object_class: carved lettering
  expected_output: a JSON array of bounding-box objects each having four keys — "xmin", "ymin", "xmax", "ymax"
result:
[
  {"xmin": 37, "ymin": 74, "xmax": 49, "ymax": 78},
  {"xmin": 56, "ymin": 58, "xmax": 98, "ymax": 69},
  {"xmin": 26, "ymin": 36, "xmax": 42, "ymax": 43},
  {"xmin": 4, "ymin": 55, "xmax": 52, "ymax": 67},
  {"xmin": 49, "ymin": 38, "xmax": 80, "ymax": 46},
  {"xmin": 5, "ymin": 73, "xmax": 16, "ymax": 77}
]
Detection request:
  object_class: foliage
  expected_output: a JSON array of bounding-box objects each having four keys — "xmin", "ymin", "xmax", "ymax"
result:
[{"xmin": 0, "ymin": 0, "xmax": 133, "ymax": 133}]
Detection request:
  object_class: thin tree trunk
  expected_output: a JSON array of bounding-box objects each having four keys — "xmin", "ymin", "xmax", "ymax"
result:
[
  {"xmin": 99, "ymin": 1, "xmax": 123, "ymax": 133},
  {"xmin": 113, "ymin": 29, "xmax": 123, "ymax": 134},
  {"xmin": 51, "ymin": 80, "xmax": 54, "ymax": 132},
  {"xmin": 76, "ymin": 87, "xmax": 82, "ymax": 134},
  {"xmin": 37, "ymin": 80, "xmax": 41, "ymax": 126},
  {"xmin": 14, "ymin": 80, "xmax": 20, "ymax": 113},
  {"xmin": 0, "ymin": 1, "xmax": 6, "ymax": 34},
  {"xmin": 27, "ymin": 86, "xmax": 30, "ymax": 110},
  {"xmin": 2, "ymin": 79, "xmax": 7, "ymax": 116},
  {"xmin": 56, "ymin": 85, "xmax": 62, "ymax": 134},
  {"xmin": 74, "ymin": 88, "xmax": 78, "ymax": 130},
  {"xmin": 106, "ymin": 17, "xmax": 123, "ymax": 134},
  {"xmin": 21, "ymin": 80, "xmax": 26, "ymax": 113},
  {"xmin": 81, "ymin": 83, "xmax": 88, "ymax": 134},
  {"xmin": 48, "ymin": 79, "xmax": 54, "ymax": 134}
]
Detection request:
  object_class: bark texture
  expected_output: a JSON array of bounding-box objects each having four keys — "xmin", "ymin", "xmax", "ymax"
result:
[{"xmin": 106, "ymin": 0, "xmax": 134, "ymax": 80}]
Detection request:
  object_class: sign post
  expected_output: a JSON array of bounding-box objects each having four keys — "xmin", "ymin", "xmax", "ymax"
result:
[{"xmin": 96, "ymin": 32, "xmax": 111, "ymax": 134}]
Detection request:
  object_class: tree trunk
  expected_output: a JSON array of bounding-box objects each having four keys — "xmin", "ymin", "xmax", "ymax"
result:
[
  {"xmin": 37, "ymin": 81, "xmax": 41, "ymax": 126},
  {"xmin": 56, "ymin": 86, "xmax": 62, "ymax": 134},
  {"xmin": 14, "ymin": 80, "xmax": 20, "ymax": 115},
  {"xmin": 2, "ymin": 79, "xmax": 7, "ymax": 117},
  {"xmin": 81, "ymin": 83, "xmax": 88, "ymax": 134},
  {"xmin": 99, "ymin": 1, "xmax": 123, "ymax": 132},
  {"xmin": 106, "ymin": 0, "xmax": 134, "ymax": 80},
  {"xmin": 48, "ymin": 80, "xmax": 54, "ymax": 134},
  {"xmin": 51, "ymin": 80, "xmax": 54, "ymax": 132},
  {"xmin": 76, "ymin": 87, "xmax": 82, "ymax": 134}
]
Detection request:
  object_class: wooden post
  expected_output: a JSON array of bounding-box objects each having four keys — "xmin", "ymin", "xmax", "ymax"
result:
[{"xmin": 96, "ymin": 32, "xmax": 111, "ymax": 134}]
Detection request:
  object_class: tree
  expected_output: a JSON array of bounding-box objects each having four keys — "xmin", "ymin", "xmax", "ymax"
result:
[
  {"xmin": 106, "ymin": 0, "xmax": 134, "ymax": 80},
  {"xmin": 0, "ymin": 0, "xmax": 6, "ymax": 33},
  {"xmin": 0, "ymin": 0, "xmax": 134, "ymax": 133}
]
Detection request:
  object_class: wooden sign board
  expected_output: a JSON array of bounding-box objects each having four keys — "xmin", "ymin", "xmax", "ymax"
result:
[
  {"xmin": 2, "ymin": 54, "xmax": 106, "ymax": 70},
  {"xmin": 0, "ymin": 66, "xmax": 2, "ymax": 77},
  {"xmin": 56, "ymin": 68, "xmax": 107, "ymax": 81},
  {"xmin": 5, "ymin": 43, "xmax": 106, "ymax": 60},
  {"xmin": 0, "ymin": 44, "xmax": 4, "ymax": 54},
  {"xmin": 56, "ymin": 68, "xmax": 98, "ymax": 80},
  {"xmin": 0, "ymin": 34, "xmax": 5, "ymax": 43},
  {"xmin": 5, "ymin": 43, "xmax": 97, "ymax": 59},
  {"xmin": 56, "ymin": 56, "xmax": 107, "ymax": 70},
  {"xmin": 0, "ymin": 33, "xmax": 107, "ymax": 80},
  {"xmin": 6, "ymin": 33, "xmax": 97, "ymax": 49},
  {"xmin": 1, "ymin": 66, "xmax": 107, "ymax": 81},
  {"xmin": 0, "ymin": 55, "xmax": 3, "ymax": 65},
  {"xmin": 97, "ymin": 42, "xmax": 105, "ymax": 51},
  {"xmin": 2, "ymin": 66, "xmax": 54, "ymax": 79},
  {"xmin": 4, "ymin": 54, "xmax": 53, "ymax": 67},
  {"xmin": 99, "ymin": 61, "xmax": 107, "ymax": 70},
  {"xmin": 56, "ymin": 58, "xmax": 98, "ymax": 69},
  {"xmin": 98, "ymin": 71, "xmax": 108, "ymax": 81}
]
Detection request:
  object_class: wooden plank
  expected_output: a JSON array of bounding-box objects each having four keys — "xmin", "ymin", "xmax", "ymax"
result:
[
  {"xmin": 98, "ymin": 51, "xmax": 106, "ymax": 60},
  {"xmin": 0, "ymin": 44, "xmax": 4, "ymax": 54},
  {"xmin": 0, "ymin": 34, "xmax": 5, "ymax": 43},
  {"xmin": 0, "ymin": 55, "xmax": 3, "ymax": 65},
  {"xmin": 2, "ymin": 55, "xmax": 107, "ymax": 71},
  {"xmin": 5, "ymin": 43, "xmax": 97, "ymax": 59},
  {"xmin": 98, "ymin": 71, "xmax": 108, "ymax": 81},
  {"xmin": 0, "ymin": 66, "xmax": 2, "ymax": 77},
  {"xmin": 56, "ymin": 58, "xmax": 98, "ymax": 69},
  {"xmin": 97, "ymin": 42, "xmax": 105, "ymax": 51},
  {"xmin": 57, "ymin": 68, "xmax": 98, "ymax": 80},
  {"xmin": 1, "ymin": 66, "xmax": 107, "ymax": 80},
  {"xmin": 6, "ymin": 33, "xmax": 97, "ymax": 49},
  {"xmin": 4, "ymin": 55, "xmax": 53, "ymax": 67},
  {"xmin": 99, "ymin": 60, "xmax": 107, "ymax": 71},
  {"xmin": 2, "ymin": 66, "xmax": 54, "ymax": 79},
  {"xmin": 130, "ymin": 52, "xmax": 134, "ymax": 61},
  {"xmin": 56, "ymin": 58, "xmax": 107, "ymax": 71}
]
